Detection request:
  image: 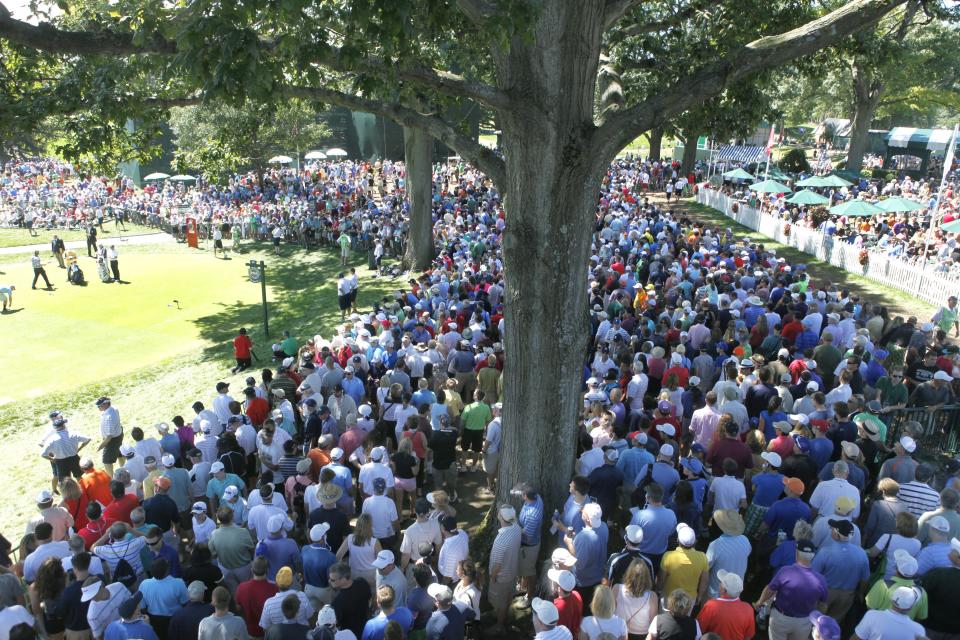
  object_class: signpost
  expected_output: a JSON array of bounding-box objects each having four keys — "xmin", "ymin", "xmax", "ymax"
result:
[{"xmin": 248, "ymin": 260, "xmax": 268, "ymax": 337}]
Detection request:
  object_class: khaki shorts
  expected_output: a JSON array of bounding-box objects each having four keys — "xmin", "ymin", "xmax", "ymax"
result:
[
  {"xmin": 483, "ymin": 451, "xmax": 500, "ymax": 476},
  {"xmin": 518, "ymin": 544, "xmax": 540, "ymax": 577},
  {"xmin": 487, "ymin": 579, "xmax": 514, "ymax": 612}
]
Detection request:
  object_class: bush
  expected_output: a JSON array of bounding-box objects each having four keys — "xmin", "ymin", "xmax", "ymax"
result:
[
  {"xmin": 779, "ymin": 148, "xmax": 811, "ymax": 174},
  {"xmin": 809, "ymin": 206, "xmax": 831, "ymax": 228},
  {"xmin": 872, "ymin": 168, "xmax": 889, "ymax": 180},
  {"xmin": 860, "ymin": 169, "xmax": 872, "ymax": 178}
]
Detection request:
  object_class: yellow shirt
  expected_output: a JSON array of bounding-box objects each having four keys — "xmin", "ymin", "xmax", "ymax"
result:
[
  {"xmin": 661, "ymin": 546, "xmax": 708, "ymax": 600},
  {"xmin": 445, "ymin": 388, "xmax": 464, "ymax": 417}
]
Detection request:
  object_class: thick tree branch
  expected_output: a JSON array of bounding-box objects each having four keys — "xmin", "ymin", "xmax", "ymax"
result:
[
  {"xmin": 455, "ymin": 0, "xmax": 497, "ymax": 26},
  {"xmin": 314, "ymin": 47, "xmax": 511, "ymax": 111},
  {"xmin": 592, "ymin": 0, "xmax": 908, "ymax": 166},
  {"xmin": 284, "ymin": 85, "xmax": 505, "ymax": 186},
  {"xmin": 614, "ymin": 0, "xmax": 712, "ymax": 37},
  {"xmin": 603, "ymin": 0, "xmax": 643, "ymax": 30},
  {"xmin": 0, "ymin": 3, "xmax": 174, "ymax": 55}
]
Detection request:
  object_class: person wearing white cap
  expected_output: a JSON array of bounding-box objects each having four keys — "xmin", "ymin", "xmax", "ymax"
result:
[
  {"xmin": 531, "ymin": 597, "xmax": 571, "ymax": 640},
  {"xmin": 878, "ymin": 437, "xmax": 919, "ymax": 486},
  {"xmin": 559, "ymin": 502, "xmax": 607, "ymax": 607},
  {"xmin": 909, "ymin": 368, "xmax": 956, "ymax": 408},
  {"xmin": 247, "ymin": 485, "xmax": 293, "ymax": 542},
  {"xmin": 487, "ymin": 505, "xmax": 522, "ymax": 634},
  {"xmin": 914, "ymin": 516, "xmax": 954, "ymax": 576},
  {"xmin": 369, "ymin": 550, "xmax": 407, "ymax": 607},
  {"xmin": 605, "ymin": 524, "xmax": 655, "ymax": 585},
  {"xmin": 658, "ymin": 524, "xmax": 708, "ymax": 604},
  {"xmin": 302, "ymin": 523, "xmax": 336, "ymax": 608},
  {"xmin": 696, "ymin": 569, "xmax": 755, "ymax": 640},
  {"xmin": 424, "ymin": 582, "xmax": 471, "ymax": 639},
  {"xmin": 192, "ymin": 501, "xmax": 216, "ymax": 545},
  {"xmin": 82, "ymin": 575, "xmax": 129, "ymax": 640},
  {"xmin": 358, "ymin": 447, "xmax": 395, "ymax": 498},
  {"xmin": 853, "ymin": 585, "xmax": 925, "ymax": 640}
]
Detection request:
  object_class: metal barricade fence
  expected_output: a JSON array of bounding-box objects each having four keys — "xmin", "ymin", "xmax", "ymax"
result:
[{"xmin": 885, "ymin": 404, "xmax": 960, "ymax": 455}]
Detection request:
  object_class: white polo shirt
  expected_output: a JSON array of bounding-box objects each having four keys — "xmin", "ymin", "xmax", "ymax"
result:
[{"xmin": 362, "ymin": 495, "xmax": 398, "ymax": 539}]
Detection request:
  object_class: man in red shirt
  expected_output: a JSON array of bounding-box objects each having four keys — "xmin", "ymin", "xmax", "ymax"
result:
[
  {"xmin": 102, "ymin": 480, "xmax": 139, "ymax": 525},
  {"xmin": 232, "ymin": 327, "xmax": 253, "ymax": 374},
  {"xmin": 548, "ymin": 568, "xmax": 582, "ymax": 637},
  {"xmin": 697, "ymin": 570, "xmax": 756, "ymax": 640},
  {"xmin": 77, "ymin": 502, "xmax": 111, "ymax": 550},
  {"xmin": 244, "ymin": 387, "xmax": 270, "ymax": 427},
  {"xmin": 235, "ymin": 556, "xmax": 278, "ymax": 638}
]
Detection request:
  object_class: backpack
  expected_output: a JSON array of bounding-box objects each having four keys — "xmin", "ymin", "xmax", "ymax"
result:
[
  {"xmin": 112, "ymin": 557, "xmax": 138, "ymax": 589},
  {"xmin": 631, "ymin": 462, "xmax": 657, "ymax": 509}
]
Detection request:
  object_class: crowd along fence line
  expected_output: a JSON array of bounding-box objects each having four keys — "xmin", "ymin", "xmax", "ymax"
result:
[{"xmin": 694, "ymin": 187, "xmax": 960, "ymax": 309}]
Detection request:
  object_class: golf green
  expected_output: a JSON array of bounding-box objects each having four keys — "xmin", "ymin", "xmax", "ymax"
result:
[{"xmin": 0, "ymin": 247, "xmax": 315, "ymax": 404}]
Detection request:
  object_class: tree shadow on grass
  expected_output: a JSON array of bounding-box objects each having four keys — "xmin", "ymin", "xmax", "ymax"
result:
[{"xmin": 190, "ymin": 247, "xmax": 400, "ymax": 363}]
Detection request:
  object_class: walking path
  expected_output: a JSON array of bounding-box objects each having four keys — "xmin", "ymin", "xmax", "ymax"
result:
[{"xmin": 0, "ymin": 231, "xmax": 173, "ymax": 255}]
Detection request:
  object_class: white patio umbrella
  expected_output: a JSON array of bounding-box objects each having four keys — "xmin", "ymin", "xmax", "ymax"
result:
[
  {"xmin": 268, "ymin": 155, "xmax": 293, "ymax": 164},
  {"xmin": 169, "ymin": 174, "xmax": 197, "ymax": 182},
  {"xmin": 325, "ymin": 148, "xmax": 348, "ymax": 157},
  {"xmin": 143, "ymin": 172, "xmax": 170, "ymax": 181},
  {"xmin": 304, "ymin": 151, "xmax": 327, "ymax": 160}
]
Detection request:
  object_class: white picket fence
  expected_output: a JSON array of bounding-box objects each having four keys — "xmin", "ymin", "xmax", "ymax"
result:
[{"xmin": 694, "ymin": 187, "xmax": 960, "ymax": 308}]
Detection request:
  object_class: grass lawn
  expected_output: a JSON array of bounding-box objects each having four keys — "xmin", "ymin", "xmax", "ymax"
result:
[
  {"xmin": 0, "ymin": 239, "xmax": 401, "ymax": 540},
  {"xmin": 0, "ymin": 222, "xmax": 158, "ymax": 249}
]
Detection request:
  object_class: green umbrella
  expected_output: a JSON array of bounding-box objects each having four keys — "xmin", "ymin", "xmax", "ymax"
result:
[
  {"xmin": 749, "ymin": 179, "xmax": 792, "ymax": 194},
  {"xmin": 830, "ymin": 200, "xmax": 882, "ymax": 217},
  {"xmin": 785, "ymin": 189, "xmax": 830, "ymax": 206},
  {"xmin": 940, "ymin": 219, "xmax": 960, "ymax": 233},
  {"xmin": 877, "ymin": 196, "xmax": 926, "ymax": 213},
  {"xmin": 795, "ymin": 175, "xmax": 831, "ymax": 188},
  {"xmin": 822, "ymin": 174, "xmax": 853, "ymax": 187},
  {"xmin": 766, "ymin": 167, "xmax": 791, "ymax": 181},
  {"xmin": 722, "ymin": 168, "xmax": 755, "ymax": 181},
  {"xmin": 143, "ymin": 172, "xmax": 170, "ymax": 181}
]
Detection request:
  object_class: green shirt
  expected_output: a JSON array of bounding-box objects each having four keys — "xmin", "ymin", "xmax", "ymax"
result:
[
  {"xmin": 935, "ymin": 306, "xmax": 958, "ymax": 332},
  {"xmin": 281, "ymin": 337, "xmax": 298, "ymax": 355},
  {"xmin": 865, "ymin": 576, "xmax": 928, "ymax": 620},
  {"xmin": 461, "ymin": 402, "xmax": 492, "ymax": 431},
  {"xmin": 338, "ymin": 234, "xmax": 350, "ymax": 249},
  {"xmin": 875, "ymin": 376, "xmax": 908, "ymax": 409},
  {"xmin": 208, "ymin": 523, "xmax": 255, "ymax": 569}
]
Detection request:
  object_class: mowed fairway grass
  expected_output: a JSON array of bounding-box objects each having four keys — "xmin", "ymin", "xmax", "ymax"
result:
[{"xmin": 0, "ymin": 240, "xmax": 398, "ymax": 540}]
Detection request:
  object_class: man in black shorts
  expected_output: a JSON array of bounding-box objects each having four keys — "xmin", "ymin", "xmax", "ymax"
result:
[{"xmin": 336, "ymin": 272, "xmax": 352, "ymax": 320}]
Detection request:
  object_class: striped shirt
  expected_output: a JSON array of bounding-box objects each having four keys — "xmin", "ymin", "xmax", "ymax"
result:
[
  {"xmin": 519, "ymin": 497, "xmax": 544, "ymax": 546},
  {"xmin": 488, "ymin": 523, "xmax": 522, "ymax": 583},
  {"xmin": 93, "ymin": 537, "xmax": 147, "ymax": 575},
  {"xmin": 259, "ymin": 589, "xmax": 313, "ymax": 628},
  {"xmin": 897, "ymin": 481, "xmax": 941, "ymax": 518},
  {"xmin": 438, "ymin": 530, "xmax": 470, "ymax": 579},
  {"xmin": 99, "ymin": 407, "xmax": 122, "ymax": 438},
  {"xmin": 87, "ymin": 583, "xmax": 129, "ymax": 640},
  {"xmin": 41, "ymin": 430, "xmax": 91, "ymax": 459}
]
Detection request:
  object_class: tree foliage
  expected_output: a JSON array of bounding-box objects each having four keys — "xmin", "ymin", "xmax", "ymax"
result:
[{"xmin": 168, "ymin": 98, "xmax": 330, "ymax": 179}]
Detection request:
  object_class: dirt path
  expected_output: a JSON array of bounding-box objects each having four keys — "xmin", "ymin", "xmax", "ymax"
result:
[{"xmin": 657, "ymin": 194, "xmax": 938, "ymax": 320}]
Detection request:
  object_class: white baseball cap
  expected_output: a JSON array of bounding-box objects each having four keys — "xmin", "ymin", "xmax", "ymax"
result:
[
  {"xmin": 717, "ymin": 569, "xmax": 744, "ymax": 596},
  {"xmin": 546, "ymin": 568, "xmax": 576, "ymax": 592},
  {"xmin": 531, "ymin": 597, "xmax": 559, "ymax": 625},
  {"xmin": 677, "ymin": 523, "xmax": 696, "ymax": 547},
  {"xmin": 371, "ymin": 550, "xmax": 395, "ymax": 569},
  {"xmin": 899, "ymin": 436, "xmax": 917, "ymax": 453},
  {"xmin": 660, "ymin": 444, "xmax": 675, "ymax": 458},
  {"xmin": 310, "ymin": 523, "xmax": 331, "ymax": 542},
  {"xmin": 891, "ymin": 586, "xmax": 920, "ymax": 610},
  {"xmin": 210, "ymin": 461, "xmax": 225, "ymax": 473},
  {"xmin": 161, "ymin": 454, "xmax": 176, "ymax": 468},
  {"xmin": 624, "ymin": 525, "xmax": 644, "ymax": 545}
]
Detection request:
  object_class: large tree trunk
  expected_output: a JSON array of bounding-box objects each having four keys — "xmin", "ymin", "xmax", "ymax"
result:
[
  {"xmin": 846, "ymin": 61, "xmax": 883, "ymax": 175},
  {"xmin": 493, "ymin": 1, "xmax": 608, "ymax": 513},
  {"xmin": 681, "ymin": 131, "xmax": 699, "ymax": 177},
  {"xmin": 402, "ymin": 126, "xmax": 435, "ymax": 270},
  {"xmin": 648, "ymin": 126, "xmax": 664, "ymax": 162}
]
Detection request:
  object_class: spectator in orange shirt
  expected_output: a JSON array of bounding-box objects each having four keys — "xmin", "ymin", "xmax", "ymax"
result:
[
  {"xmin": 232, "ymin": 327, "xmax": 253, "ymax": 374},
  {"xmin": 244, "ymin": 387, "xmax": 270, "ymax": 427},
  {"xmin": 79, "ymin": 458, "xmax": 113, "ymax": 507}
]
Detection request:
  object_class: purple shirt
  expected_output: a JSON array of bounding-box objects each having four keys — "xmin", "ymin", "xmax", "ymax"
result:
[{"xmin": 769, "ymin": 563, "xmax": 828, "ymax": 617}]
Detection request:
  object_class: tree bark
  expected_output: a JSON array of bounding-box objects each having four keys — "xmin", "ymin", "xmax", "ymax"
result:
[
  {"xmin": 648, "ymin": 126, "xmax": 664, "ymax": 162},
  {"xmin": 846, "ymin": 61, "xmax": 883, "ymax": 174},
  {"xmin": 402, "ymin": 126, "xmax": 435, "ymax": 271},
  {"xmin": 681, "ymin": 131, "xmax": 699, "ymax": 177},
  {"xmin": 492, "ymin": 1, "xmax": 609, "ymax": 513}
]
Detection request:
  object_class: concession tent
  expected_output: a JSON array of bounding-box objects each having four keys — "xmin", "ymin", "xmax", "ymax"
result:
[{"xmin": 883, "ymin": 127, "xmax": 954, "ymax": 176}]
